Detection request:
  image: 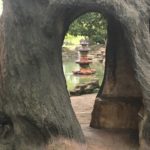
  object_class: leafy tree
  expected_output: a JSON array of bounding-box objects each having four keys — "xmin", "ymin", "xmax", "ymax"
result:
[{"xmin": 68, "ymin": 12, "xmax": 107, "ymax": 44}]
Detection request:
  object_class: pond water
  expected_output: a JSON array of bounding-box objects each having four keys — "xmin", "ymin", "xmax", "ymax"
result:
[{"xmin": 63, "ymin": 61, "xmax": 104, "ymax": 91}]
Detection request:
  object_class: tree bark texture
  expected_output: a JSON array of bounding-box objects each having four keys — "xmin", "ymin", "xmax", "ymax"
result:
[{"xmin": 0, "ymin": 0, "xmax": 149, "ymax": 149}]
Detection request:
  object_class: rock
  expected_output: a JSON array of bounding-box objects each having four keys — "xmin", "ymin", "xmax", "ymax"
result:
[{"xmin": 70, "ymin": 79, "xmax": 100, "ymax": 96}]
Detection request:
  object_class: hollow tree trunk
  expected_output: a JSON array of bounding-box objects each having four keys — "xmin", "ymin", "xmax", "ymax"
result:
[
  {"xmin": 0, "ymin": 1, "xmax": 85, "ymax": 150},
  {"xmin": 90, "ymin": 17, "xmax": 143, "ymax": 130},
  {"xmin": 0, "ymin": 0, "xmax": 149, "ymax": 150}
]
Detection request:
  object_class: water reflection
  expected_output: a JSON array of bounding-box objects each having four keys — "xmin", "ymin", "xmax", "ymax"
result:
[{"xmin": 63, "ymin": 61, "xmax": 104, "ymax": 91}]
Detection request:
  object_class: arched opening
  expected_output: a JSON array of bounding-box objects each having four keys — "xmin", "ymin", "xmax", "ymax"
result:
[
  {"xmin": 63, "ymin": 12, "xmax": 106, "ymax": 95},
  {"xmin": 62, "ymin": 11, "xmax": 106, "ymax": 131},
  {"xmin": 1, "ymin": 0, "xmax": 148, "ymax": 149},
  {"xmin": 62, "ymin": 10, "xmax": 143, "ymax": 149}
]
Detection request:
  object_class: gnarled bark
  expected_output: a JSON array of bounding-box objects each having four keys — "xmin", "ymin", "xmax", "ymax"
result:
[{"xmin": 0, "ymin": 0, "xmax": 149, "ymax": 149}]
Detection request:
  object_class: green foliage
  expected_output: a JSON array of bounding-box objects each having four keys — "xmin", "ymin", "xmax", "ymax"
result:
[
  {"xmin": 68, "ymin": 12, "xmax": 107, "ymax": 44},
  {"xmin": 63, "ymin": 34, "xmax": 84, "ymax": 50}
]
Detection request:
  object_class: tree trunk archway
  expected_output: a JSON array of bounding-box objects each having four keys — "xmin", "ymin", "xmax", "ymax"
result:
[{"xmin": 0, "ymin": 0, "xmax": 149, "ymax": 149}]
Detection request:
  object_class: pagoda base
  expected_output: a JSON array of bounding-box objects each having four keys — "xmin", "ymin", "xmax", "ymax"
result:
[{"xmin": 73, "ymin": 68, "xmax": 96, "ymax": 75}]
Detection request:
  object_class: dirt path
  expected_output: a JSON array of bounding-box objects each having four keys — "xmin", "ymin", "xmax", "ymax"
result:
[{"xmin": 71, "ymin": 94, "xmax": 139, "ymax": 150}]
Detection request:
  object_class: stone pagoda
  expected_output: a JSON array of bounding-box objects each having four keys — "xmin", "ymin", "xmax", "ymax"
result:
[{"xmin": 73, "ymin": 40, "xmax": 96, "ymax": 75}]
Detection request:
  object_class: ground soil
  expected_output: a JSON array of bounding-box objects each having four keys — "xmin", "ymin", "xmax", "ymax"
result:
[{"xmin": 71, "ymin": 94, "xmax": 139, "ymax": 150}]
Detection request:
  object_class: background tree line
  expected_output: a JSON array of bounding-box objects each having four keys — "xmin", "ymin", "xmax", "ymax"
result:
[{"xmin": 68, "ymin": 12, "xmax": 107, "ymax": 44}]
